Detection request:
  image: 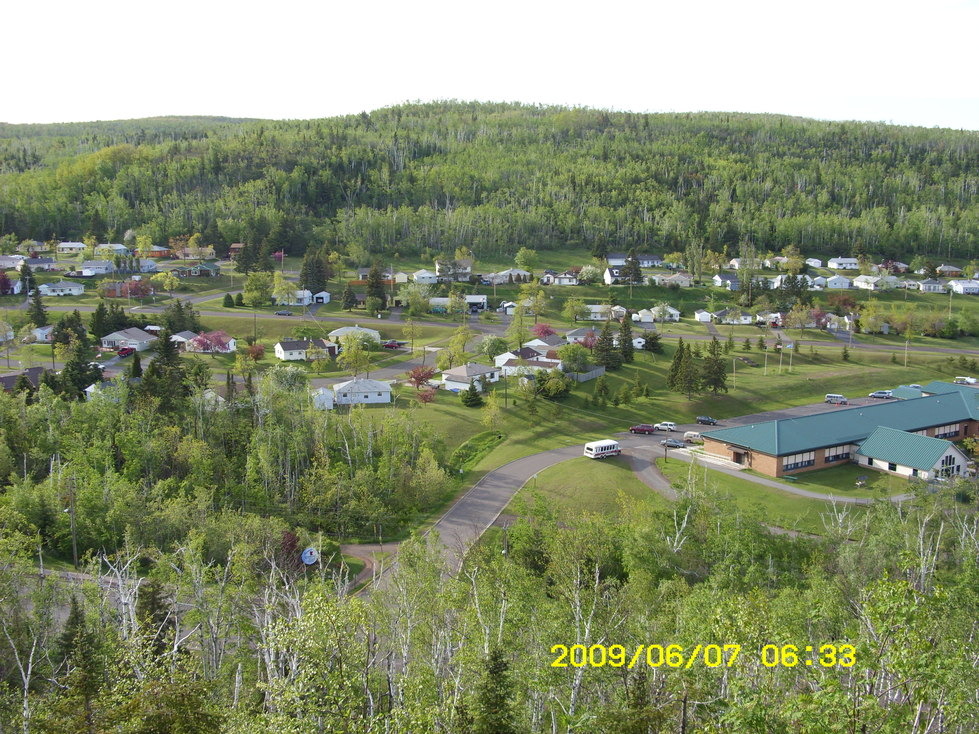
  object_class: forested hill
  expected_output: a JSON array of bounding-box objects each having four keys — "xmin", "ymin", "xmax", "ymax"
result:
[{"xmin": 0, "ymin": 102, "xmax": 976, "ymax": 261}]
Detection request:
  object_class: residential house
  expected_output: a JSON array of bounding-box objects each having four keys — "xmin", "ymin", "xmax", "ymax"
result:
[
  {"xmin": 38, "ymin": 281, "xmax": 84, "ymax": 297},
  {"xmin": 412, "ymin": 269, "xmax": 439, "ymax": 285},
  {"xmin": 228, "ymin": 243, "xmax": 247, "ymax": 259},
  {"xmin": 583, "ymin": 304, "xmax": 627, "ymax": 321},
  {"xmin": 633, "ymin": 308, "xmax": 655, "ymax": 323},
  {"xmin": 186, "ymin": 331, "xmax": 237, "ymax": 354},
  {"xmin": 465, "ymin": 295, "xmax": 488, "ymax": 311},
  {"xmin": 694, "ymin": 309, "xmax": 713, "ymax": 323},
  {"xmin": 486, "ymin": 268, "xmax": 531, "ymax": 285},
  {"xmin": 0, "ymin": 255, "xmax": 25, "ymax": 270},
  {"xmin": 756, "ymin": 311, "xmax": 784, "ymax": 327},
  {"xmin": 538, "ymin": 270, "xmax": 579, "ymax": 286},
  {"xmin": 32, "ymin": 325, "xmax": 55, "ymax": 343},
  {"xmin": 947, "ymin": 279, "xmax": 979, "ymax": 295},
  {"xmin": 878, "ymin": 260, "xmax": 910, "ymax": 274},
  {"xmin": 712, "ymin": 273, "xmax": 740, "ymax": 290},
  {"xmin": 811, "ymin": 276, "xmax": 827, "ymax": 288},
  {"xmin": 173, "ymin": 262, "xmax": 221, "ymax": 277},
  {"xmin": 356, "ymin": 267, "xmax": 408, "ymax": 283},
  {"xmin": 57, "ymin": 241, "xmax": 87, "ymax": 256},
  {"xmin": 650, "ymin": 271, "xmax": 694, "ymax": 288},
  {"xmin": 80, "ymin": 260, "xmax": 114, "ymax": 276},
  {"xmin": 169, "ymin": 331, "xmax": 200, "ymax": 349},
  {"xmin": 311, "ymin": 387, "xmax": 335, "ymax": 410},
  {"xmin": 328, "ymin": 324, "xmax": 381, "ymax": 344},
  {"xmin": 771, "ymin": 274, "xmax": 815, "ymax": 290},
  {"xmin": 853, "ymin": 274, "xmax": 897, "ymax": 291},
  {"xmin": 441, "ymin": 362, "xmax": 501, "ymax": 391},
  {"xmin": 524, "ymin": 334, "xmax": 566, "ymax": 351},
  {"xmin": 434, "ymin": 258, "xmax": 473, "ymax": 282},
  {"xmin": 100, "ymin": 279, "xmax": 155, "ymax": 298},
  {"xmin": 0, "ymin": 367, "xmax": 46, "ymax": 392},
  {"xmin": 175, "ymin": 245, "xmax": 217, "ymax": 260},
  {"xmin": 498, "ymin": 301, "xmax": 518, "ymax": 315},
  {"xmin": 22, "ymin": 257, "xmax": 56, "ymax": 271},
  {"xmin": 332, "ymin": 378, "xmax": 392, "ymax": 404},
  {"xmin": 917, "ymin": 278, "xmax": 947, "ymax": 293},
  {"xmin": 608, "ymin": 253, "xmax": 662, "ymax": 267},
  {"xmin": 0, "ymin": 278, "xmax": 22, "ymax": 296},
  {"xmin": 828, "ymin": 257, "xmax": 860, "ymax": 270},
  {"xmin": 713, "ymin": 309, "xmax": 753, "ymax": 325},
  {"xmin": 100, "ymin": 328, "xmax": 157, "ymax": 351},
  {"xmin": 145, "ymin": 245, "xmax": 172, "ymax": 258},
  {"xmin": 728, "ymin": 258, "xmax": 762, "ymax": 270},
  {"xmin": 825, "ymin": 274, "xmax": 851, "ymax": 289},
  {"xmin": 276, "ymin": 289, "xmax": 313, "ymax": 307},
  {"xmin": 805, "ymin": 258, "xmax": 823, "ymax": 268},
  {"xmin": 764, "ymin": 256, "xmax": 788, "ymax": 269},
  {"xmin": 138, "ymin": 259, "xmax": 159, "ymax": 273},
  {"xmin": 649, "ymin": 304, "xmax": 680, "ymax": 322},
  {"xmin": 95, "ymin": 243, "xmax": 130, "ymax": 257},
  {"xmin": 565, "ymin": 327, "xmax": 600, "ymax": 344},
  {"xmin": 936, "ymin": 264, "xmax": 963, "ymax": 277},
  {"xmin": 612, "ymin": 335, "xmax": 647, "ymax": 350},
  {"xmin": 273, "ymin": 338, "xmax": 338, "ymax": 361}
]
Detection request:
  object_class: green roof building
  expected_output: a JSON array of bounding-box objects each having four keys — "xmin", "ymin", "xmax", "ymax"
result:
[{"xmin": 855, "ymin": 427, "xmax": 970, "ymax": 480}]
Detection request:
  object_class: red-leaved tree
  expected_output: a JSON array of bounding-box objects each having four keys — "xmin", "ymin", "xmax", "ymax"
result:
[
  {"xmin": 417, "ymin": 387, "xmax": 436, "ymax": 404},
  {"xmin": 530, "ymin": 322, "xmax": 556, "ymax": 339},
  {"xmin": 405, "ymin": 365, "xmax": 437, "ymax": 390}
]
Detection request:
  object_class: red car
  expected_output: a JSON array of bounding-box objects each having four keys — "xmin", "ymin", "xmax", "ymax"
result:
[
  {"xmin": 381, "ymin": 341, "xmax": 401, "ymax": 350},
  {"xmin": 629, "ymin": 424, "xmax": 657, "ymax": 434},
  {"xmin": 116, "ymin": 347, "xmax": 136, "ymax": 357}
]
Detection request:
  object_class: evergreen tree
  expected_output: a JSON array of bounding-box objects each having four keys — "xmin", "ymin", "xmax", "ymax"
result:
[
  {"xmin": 757, "ymin": 335, "xmax": 766, "ymax": 351},
  {"xmin": 52, "ymin": 310, "xmax": 88, "ymax": 348},
  {"xmin": 13, "ymin": 373, "xmax": 34, "ymax": 397},
  {"xmin": 593, "ymin": 320, "xmax": 622, "ymax": 369},
  {"xmin": 641, "ymin": 330, "xmax": 663, "ymax": 353},
  {"xmin": 667, "ymin": 338, "xmax": 685, "ymax": 391},
  {"xmin": 234, "ymin": 292, "xmax": 245, "ymax": 306},
  {"xmin": 28, "ymin": 287, "xmax": 47, "ymax": 328},
  {"xmin": 621, "ymin": 247, "xmax": 643, "ymax": 284},
  {"xmin": 129, "ymin": 351, "xmax": 143, "ymax": 378},
  {"xmin": 472, "ymin": 646, "xmax": 517, "ymax": 734},
  {"xmin": 234, "ymin": 242, "xmax": 258, "ymax": 274},
  {"xmin": 842, "ymin": 344, "xmax": 850, "ymax": 362},
  {"xmin": 676, "ymin": 340, "xmax": 700, "ymax": 398},
  {"xmin": 20, "ymin": 263, "xmax": 35, "ymax": 293},
  {"xmin": 300, "ymin": 249, "xmax": 329, "ymax": 294},
  {"xmin": 700, "ymin": 336, "xmax": 728, "ymax": 393},
  {"xmin": 593, "ymin": 374, "xmax": 610, "ymax": 404},
  {"xmin": 460, "ymin": 380, "xmax": 484, "ymax": 407},
  {"xmin": 136, "ymin": 578, "xmax": 174, "ymax": 656},
  {"xmin": 222, "ymin": 293, "xmax": 234, "ymax": 307},
  {"xmin": 725, "ymin": 332, "xmax": 734, "ymax": 353},
  {"xmin": 619, "ymin": 316, "xmax": 635, "ymax": 363},
  {"xmin": 90, "ymin": 301, "xmax": 109, "ymax": 338},
  {"xmin": 60, "ymin": 342, "xmax": 102, "ymax": 400},
  {"xmin": 342, "ymin": 282, "xmax": 357, "ymax": 311},
  {"xmin": 140, "ymin": 330, "xmax": 188, "ymax": 412},
  {"xmin": 743, "ymin": 337, "xmax": 751, "ymax": 351},
  {"xmin": 365, "ymin": 263, "xmax": 388, "ymax": 310}
]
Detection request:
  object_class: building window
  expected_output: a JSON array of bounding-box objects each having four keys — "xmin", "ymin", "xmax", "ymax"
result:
[
  {"xmin": 782, "ymin": 451, "xmax": 815, "ymax": 471},
  {"xmin": 935, "ymin": 424, "xmax": 960, "ymax": 439},
  {"xmin": 866, "ymin": 457, "xmax": 873, "ymax": 466},
  {"xmin": 888, "ymin": 462, "xmax": 897, "ymax": 472},
  {"xmin": 825, "ymin": 445, "xmax": 850, "ymax": 463},
  {"xmin": 912, "ymin": 468, "xmax": 918, "ymax": 477}
]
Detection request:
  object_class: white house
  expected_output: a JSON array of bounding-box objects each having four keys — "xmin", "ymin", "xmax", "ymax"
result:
[
  {"xmin": 583, "ymin": 304, "xmax": 627, "ymax": 321},
  {"xmin": 936, "ymin": 264, "xmax": 963, "ymax": 277},
  {"xmin": 649, "ymin": 304, "xmax": 680, "ymax": 322},
  {"xmin": 633, "ymin": 308, "xmax": 655, "ymax": 323},
  {"xmin": 57, "ymin": 242, "xmax": 87, "ymax": 255},
  {"xmin": 917, "ymin": 278, "xmax": 946, "ymax": 293},
  {"xmin": 328, "ymin": 325, "xmax": 381, "ymax": 343},
  {"xmin": 539, "ymin": 270, "xmax": 579, "ymax": 286},
  {"xmin": 713, "ymin": 309, "xmax": 753, "ymax": 325},
  {"xmin": 0, "ymin": 255, "xmax": 25, "ymax": 270},
  {"xmin": 947, "ymin": 279, "xmax": 979, "ymax": 294},
  {"xmin": 565, "ymin": 327, "xmax": 599, "ymax": 344},
  {"xmin": 311, "ymin": 387, "xmax": 335, "ymax": 410},
  {"xmin": 694, "ymin": 309, "xmax": 713, "ymax": 323},
  {"xmin": 435, "ymin": 258, "xmax": 473, "ymax": 282},
  {"xmin": 32, "ymin": 325, "xmax": 55, "ymax": 343},
  {"xmin": 100, "ymin": 328, "xmax": 157, "ymax": 351},
  {"xmin": 137, "ymin": 259, "xmax": 159, "ymax": 273},
  {"xmin": 805, "ymin": 258, "xmax": 822, "ymax": 268},
  {"xmin": 825, "ymin": 274, "xmax": 851, "ymax": 289},
  {"xmin": 854, "ymin": 427, "xmax": 970, "ymax": 481},
  {"xmin": 465, "ymin": 294, "xmax": 488, "ymax": 311},
  {"xmin": 169, "ymin": 331, "xmax": 200, "ymax": 349},
  {"xmin": 498, "ymin": 300, "xmax": 518, "ymax": 315},
  {"xmin": 828, "ymin": 257, "xmax": 860, "ymax": 270},
  {"xmin": 332, "ymin": 378, "xmax": 392, "ymax": 404},
  {"xmin": 312, "ymin": 290, "xmax": 331, "ymax": 304},
  {"xmin": 728, "ymin": 258, "xmax": 761, "ymax": 270},
  {"xmin": 412, "ymin": 269, "xmax": 439, "ymax": 285},
  {"xmin": 853, "ymin": 274, "xmax": 897, "ymax": 291},
  {"xmin": 277, "ymin": 289, "xmax": 313, "ymax": 306},
  {"xmin": 441, "ymin": 362, "xmax": 501, "ymax": 391},
  {"xmin": 186, "ymin": 331, "xmax": 237, "ymax": 354},
  {"xmin": 771, "ymin": 274, "xmax": 815, "ymax": 290},
  {"xmin": 612, "ymin": 335, "xmax": 647, "ymax": 350},
  {"xmin": 812, "ymin": 276, "xmax": 827, "ymax": 288},
  {"xmin": 487, "ymin": 268, "xmax": 531, "ymax": 284},
  {"xmin": 273, "ymin": 338, "xmax": 338, "ymax": 361},
  {"xmin": 712, "ymin": 273, "xmax": 740, "ymax": 290},
  {"xmin": 38, "ymin": 281, "xmax": 84, "ymax": 297},
  {"xmin": 80, "ymin": 260, "xmax": 114, "ymax": 276},
  {"xmin": 764, "ymin": 256, "xmax": 788, "ymax": 269}
]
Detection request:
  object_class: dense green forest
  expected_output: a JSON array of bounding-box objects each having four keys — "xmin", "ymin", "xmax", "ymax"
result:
[{"xmin": 1, "ymin": 102, "xmax": 976, "ymax": 261}]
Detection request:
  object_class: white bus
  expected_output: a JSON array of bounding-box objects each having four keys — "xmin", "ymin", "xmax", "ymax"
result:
[{"xmin": 583, "ymin": 439, "xmax": 621, "ymax": 459}]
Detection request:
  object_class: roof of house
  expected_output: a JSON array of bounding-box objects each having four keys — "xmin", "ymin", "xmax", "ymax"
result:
[
  {"xmin": 566, "ymin": 327, "xmax": 599, "ymax": 338},
  {"xmin": 442, "ymin": 362, "xmax": 499, "ymax": 379},
  {"xmin": 714, "ymin": 273, "xmax": 739, "ymax": 282},
  {"xmin": 702, "ymin": 391, "xmax": 979, "ymax": 456},
  {"xmin": 170, "ymin": 330, "xmax": 200, "ymax": 341},
  {"xmin": 42, "ymin": 281, "xmax": 82, "ymax": 290},
  {"xmin": 81, "ymin": 260, "xmax": 113, "ymax": 268},
  {"xmin": 502, "ymin": 358, "xmax": 560, "ymax": 369},
  {"xmin": 104, "ymin": 327, "xmax": 155, "ymax": 342},
  {"xmin": 333, "ymin": 378, "xmax": 392, "ymax": 392},
  {"xmin": 856, "ymin": 427, "xmax": 960, "ymax": 471},
  {"xmin": 277, "ymin": 338, "xmax": 336, "ymax": 351},
  {"xmin": 328, "ymin": 325, "xmax": 381, "ymax": 340},
  {"xmin": 0, "ymin": 367, "xmax": 46, "ymax": 391}
]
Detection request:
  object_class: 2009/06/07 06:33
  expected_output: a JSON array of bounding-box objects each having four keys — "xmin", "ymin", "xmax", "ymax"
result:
[{"xmin": 550, "ymin": 643, "xmax": 856, "ymax": 669}]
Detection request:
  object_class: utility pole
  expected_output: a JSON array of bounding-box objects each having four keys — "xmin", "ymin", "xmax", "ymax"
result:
[
  {"xmin": 67, "ymin": 476, "xmax": 78, "ymax": 569},
  {"xmin": 732, "ymin": 357, "xmax": 736, "ymax": 389}
]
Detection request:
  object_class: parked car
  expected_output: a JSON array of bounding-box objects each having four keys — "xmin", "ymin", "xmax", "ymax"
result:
[
  {"xmin": 653, "ymin": 421, "xmax": 677, "ymax": 432},
  {"xmin": 273, "ymin": 310, "xmax": 293, "ymax": 316},
  {"xmin": 909, "ymin": 384, "xmax": 923, "ymax": 389},
  {"xmin": 868, "ymin": 390, "xmax": 893, "ymax": 399},
  {"xmin": 116, "ymin": 347, "xmax": 135, "ymax": 357},
  {"xmin": 696, "ymin": 416, "xmax": 718, "ymax": 425},
  {"xmin": 88, "ymin": 361, "xmax": 105, "ymax": 371},
  {"xmin": 381, "ymin": 340, "xmax": 402, "ymax": 350},
  {"xmin": 954, "ymin": 376, "xmax": 977, "ymax": 384},
  {"xmin": 629, "ymin": 424, "xmax": 657, "ymax": 434},
  {"xmin": 660, "ymin": 438, "xmax": 686, "ymax": 448}
]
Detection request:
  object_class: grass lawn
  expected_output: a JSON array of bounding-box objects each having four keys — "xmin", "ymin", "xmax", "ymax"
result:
[
  {"xmin": 505, "ymin": 456, "xmax": 670, "ymax": 516},
  {"xmin": 657, "ymin": 459, "xmax": 868, "ymax": 535},
  {"xmin": 758, "ymin": 463, "xmax": 913, "ymax": 499}
]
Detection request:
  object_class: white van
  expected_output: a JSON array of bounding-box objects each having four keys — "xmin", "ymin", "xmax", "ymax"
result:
[
  {"xmin": 683, "ymin": 431, "xmax": 703, "ymax": 443},
  {"xmin": 583, "ymin": 440, "xmax": 621, "ymax": 459},
  {"xmin": 825, "ymin": 393, "xmax": 848, "ymax": 404}
]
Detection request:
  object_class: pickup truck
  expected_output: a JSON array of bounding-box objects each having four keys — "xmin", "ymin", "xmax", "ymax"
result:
[{"xmin": 653, "ymin": 421, "xmax": 677, "ymax": 432}]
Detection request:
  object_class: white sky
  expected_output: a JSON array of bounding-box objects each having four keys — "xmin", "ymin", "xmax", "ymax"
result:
[{"xmin": 3, "ymin": 0, "xmax": 978, "ymax": 130}]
